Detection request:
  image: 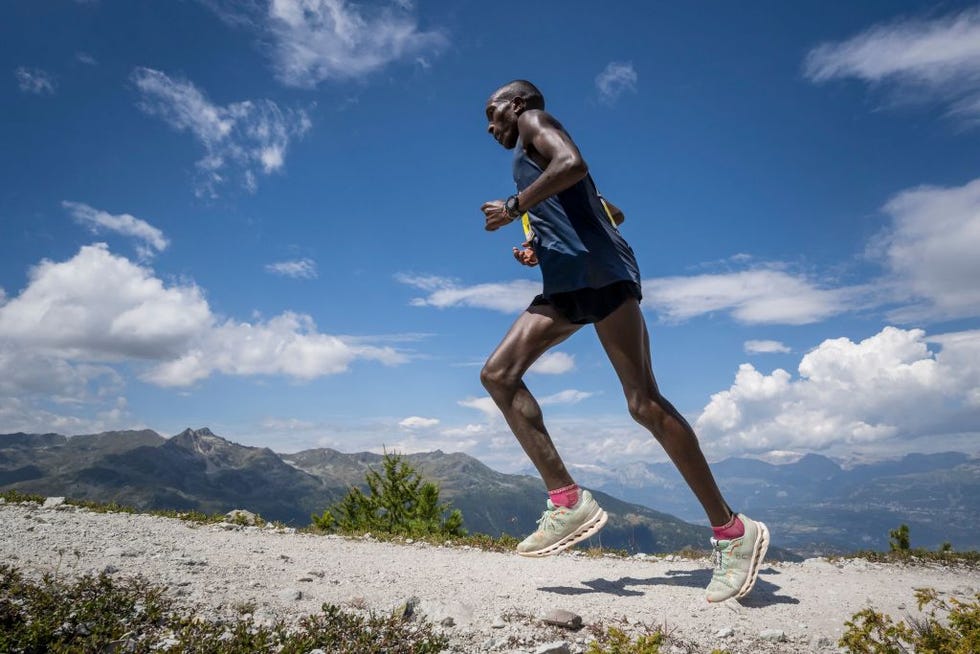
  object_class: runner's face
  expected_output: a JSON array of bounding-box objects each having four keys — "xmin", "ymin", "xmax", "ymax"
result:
[{"xmin": 485, "ymin": 96, "xmax": 520, "ymax": 150}]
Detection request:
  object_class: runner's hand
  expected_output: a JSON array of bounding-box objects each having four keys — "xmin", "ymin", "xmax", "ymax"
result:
[
  {"xmin": 481, "ymin": 200, "xmax": 513, "ymax": 231},
  {"xmin": 513, "ymin": 240, "xmax": 538, "ymax": 267}
]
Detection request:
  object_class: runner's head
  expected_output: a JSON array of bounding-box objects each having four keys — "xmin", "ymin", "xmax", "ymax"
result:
[{"xmin": 485, "ymin": 80, "xmax": 544, "ymax": 150}]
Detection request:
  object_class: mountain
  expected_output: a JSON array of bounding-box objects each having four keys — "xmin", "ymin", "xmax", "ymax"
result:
[
  {"xmin": 568, "ymin": 451, "xmax": 980, "ymax": 555},
  {"xmin": 0, "ymin": 428, "xmax": 743, "ymax": 557}
]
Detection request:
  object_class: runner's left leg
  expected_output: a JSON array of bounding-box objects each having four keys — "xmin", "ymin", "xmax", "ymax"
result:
[{"xmin": 593, "ymin": 298, "xmax": 731, "ymax": 526}]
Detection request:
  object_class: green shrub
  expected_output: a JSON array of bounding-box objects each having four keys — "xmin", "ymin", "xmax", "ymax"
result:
[
  {"xmin": 889, "ymin": 524, "xmax": 911, "ymax": 552},
  {"xmin": 311, "ymin": 452, "xmax": 465, "ymax": 539},
  {"xmin": 839, "ymin": 587, "xmax": 980, "ymax": 654},
  {"xmin": 0, "ymin": 563, "xmax": 448, "ymax": 653},
  {"xmin": 586, "ymin": 625, "xmax": 663, "ymax": 654}
]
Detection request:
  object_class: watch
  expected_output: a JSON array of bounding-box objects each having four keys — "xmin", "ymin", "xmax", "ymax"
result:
[{"xmin": 505, "ymin": 194, "xmax": 521, "ymax": 219}]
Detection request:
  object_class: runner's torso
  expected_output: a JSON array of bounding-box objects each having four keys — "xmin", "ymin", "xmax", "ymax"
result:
[{"xmin": 513, "ymin": 138, "xmax": 641, "ymax": 296}]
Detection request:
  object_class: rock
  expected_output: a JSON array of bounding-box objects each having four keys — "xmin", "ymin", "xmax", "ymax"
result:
[
  {"xmin": 440, "ymin": 616, "xmax": 455, "ymax": 627},
  {"xmin": 279, "ymin": 588, "xmax": 302, "ymax": 601},
  {"xmin": 714, "ymin": 626, "xmax": 735, "ymax": 638},
  {"xmin": 399, "ymin": 596, "xmax": 420, "ymax": 619},
  {"xmin": 534, "ymin": 642, "xmax": 571, "ymax": 654},
  {"xmin": 816, "ymin": 636, "xmax": 834, "ymax": 647},
  {"xmin": 42, "ymin": 497, "xmax": 66, "ymax": 509},
  {"xmin": 308, "ymin": 650, "xmax": 327, "ymax": 654},
  {"xmin": 541, "ymin": 609, "xmax": 583, "ymax": 630},
  {"xmin": 102, "ymin": 564, "xmax": 119, "ymax": 574},
  {"xmin": 491, "ymin": 617, "xmax": 506, "ymax": 629},
  {"xmin": 759, "ymin": 628, "xmax": 786, "ymax": 642},
  {"xmin": 226, "ymin": 509, "xmax": 259, "ymax": 525}
]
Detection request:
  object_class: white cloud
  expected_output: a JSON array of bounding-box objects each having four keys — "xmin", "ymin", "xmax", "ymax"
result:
[
  {"xmin": 131, "ymin": 67, "xmax": 311, "ymax": 196},
  {"xmin": 143, "ymin": 311, "xmax": 405, "ymax": 386},
  {"xmin": 399, "ymin": 416, "xmax": 440, "ymax": 430},
  {"xmin": 644, "ymin": 267, "xmax": 865, "ymax": 325},
  {"xmin": 397, "ymin": 273, "xmax": 540, "ymax": 313},
  {"xmin": 873, "ymin": 177, "xmax": 980, "ymax": 321},
  {"xmin": 15, "ymin": 67, "xmax": 56, "ymax": 95},
  {"xmin": 0, "ymin": 244, "xmax": 407, "ymax": 390},
  {"xmin": 596, "ymin": 62, "xmax": 637, "ymax": 105},
  {"xmin": 75, "ymin": 52, "xmax": 98, "ymax": 66},
  {"xmin": 63, "ymin": 201, "xmax": 169, "ymax": 259},
  {"xmin": 528, "ymin": 351, "xmax": 575, "ymax": 375},
  {"xmin": 539, "ymin": 389, "xmax": 593, "ymax": 406},
  {"xmin": 744, "ymin": 340, "xmax": 791, "ymax": 354},
  {"xmin": 804, "ymin": 7, "xmax": 980, "ymax": 119},
  {"xmin": 0, "ymin": 244, "xmax": 209, "ymax": 360},
  {"xmin": 265, "ymin": 258, "xmax": 317, "ymax": 279},
  {"xmin": 204, "ymin": 0, "xmax": 447, "ymax": 88},
  {"xmin": 458, "ymin": 395, "xmax": 500, "ymax": 420},
  {"xmin": 695, "ymin": 326, "xmax": 980, "ymax": 457}
]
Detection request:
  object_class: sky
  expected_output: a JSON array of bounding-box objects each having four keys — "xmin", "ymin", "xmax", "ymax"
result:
[{"xmin": 2, "ymin": 0, "xmax": 979, "ymax": 476}]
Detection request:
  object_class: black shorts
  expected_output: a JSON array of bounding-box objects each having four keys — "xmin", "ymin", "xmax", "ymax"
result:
[{"xmin": 530, "ymin": 280, "xmax": 642, "ymax": 325}]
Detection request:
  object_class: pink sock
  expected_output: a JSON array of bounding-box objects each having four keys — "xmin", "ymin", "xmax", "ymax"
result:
[
  {"xmin": 548, "ymin": 483, "xmax": 579, "ymax": 508},
  {"xmin": 712, "ymin": 514, "xmax": 744, "ymax": 539}
]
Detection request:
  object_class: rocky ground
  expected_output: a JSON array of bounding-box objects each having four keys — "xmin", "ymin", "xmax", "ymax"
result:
[{"xmin": 2, "ymin": 498, "xmax": 977, "ymax": 653}]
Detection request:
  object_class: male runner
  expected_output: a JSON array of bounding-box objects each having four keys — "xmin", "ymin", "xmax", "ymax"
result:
[{"xmin": 480, "ymin": 80, "xmax": 769, "ymax": 602}]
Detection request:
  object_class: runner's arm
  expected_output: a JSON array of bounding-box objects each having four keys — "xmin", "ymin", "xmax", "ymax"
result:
[{"xmin": 512, "ymin": 110, "xmax": 588, "ymax": 211}]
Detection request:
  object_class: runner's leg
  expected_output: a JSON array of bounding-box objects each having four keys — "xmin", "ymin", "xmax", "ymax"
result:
[
  {"xmin": 593, "ymin": 298, "xmax": 731, "ymax": 526},
  {"xmin": 481, "ymin": 304, "xmax": 582, "ymax": 490}
]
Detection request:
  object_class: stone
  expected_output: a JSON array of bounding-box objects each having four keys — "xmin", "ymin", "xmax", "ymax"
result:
[
  {"xmin": 759, "ymin": 629, "xmax": 786, "ymax": 642},
  {"xmin": 714, "ymin": 627, "xmax": 735, "ymax": 638},
  {"xmin": 42, "ymin": 497, "xmax": 66, "ymax": 509},
  {"xmin": 226, "ymin": 509, "xmax": 259, "ymax": 525},
  {"xmin": 541, "ymin": 609, "xmax": 583, "ymax": 630},
  {"xmin": 534, "ymin": 642, "xmax": 571, "ymax": 654},
  {"xmin": 279, "ymin": 588, "xmax": 302, "ymax": 601}
]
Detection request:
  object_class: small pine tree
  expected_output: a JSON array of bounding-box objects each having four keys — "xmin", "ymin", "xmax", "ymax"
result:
[
  {"xmin": 312, "ymin": 451, "xmax": 465, "ymax": 538},
  {"xmin": 889, "ymin": 524, "xmax": 910, "ymax": 552}
]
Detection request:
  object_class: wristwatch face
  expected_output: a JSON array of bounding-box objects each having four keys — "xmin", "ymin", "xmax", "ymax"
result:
[{"xmin": 506, "ymin": 195, "xmax": 520, "ymax": 217}]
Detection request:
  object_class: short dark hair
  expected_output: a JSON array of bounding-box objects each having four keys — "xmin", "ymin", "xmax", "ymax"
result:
[{"xmin": 493, "ymin": 80, "xmax": 545, "ymax": 110}]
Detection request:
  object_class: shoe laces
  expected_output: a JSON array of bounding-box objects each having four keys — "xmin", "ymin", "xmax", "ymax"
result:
[{"xmin": 535, "ymin": 505, "xmax": 567, "ymax": 533}]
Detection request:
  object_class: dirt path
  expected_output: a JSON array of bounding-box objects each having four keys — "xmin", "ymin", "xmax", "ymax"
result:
[{"xmin": 3, "ymin": 500, "xmax": 976, "ymax": 653}]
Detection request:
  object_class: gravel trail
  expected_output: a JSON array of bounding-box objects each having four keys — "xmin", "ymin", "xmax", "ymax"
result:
[{"xmin": 3, "ymin": 500, "xmax": 977, "ymax": 653}]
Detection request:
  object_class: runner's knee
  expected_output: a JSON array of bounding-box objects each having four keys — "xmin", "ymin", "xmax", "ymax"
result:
[
  {"xmin": 480, "ymin": 362, "xmax": 519, "ymax": 396},
  {"xmin": 627, "ymin": 395, "xmax": 668, "ymax": 432}
]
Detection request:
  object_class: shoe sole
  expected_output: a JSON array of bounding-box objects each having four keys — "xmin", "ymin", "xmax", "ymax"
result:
[
  {"xmin": 733, "ymin": 520, "xmax": 770, "ymax": 600},
  {"xmin": 517, "ymin": 508, "xmax": 608, "ymax": 558}
]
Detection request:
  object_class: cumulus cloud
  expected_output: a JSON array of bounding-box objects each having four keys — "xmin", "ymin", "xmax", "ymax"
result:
[
  {"xmin": 644, "ymin": 267, "xmax": 866, "ymax": 325},
  {"xmin": 805, "ymin": 7, "xmax": 980, "ymax": 119},
  {"xmin": 0, "ymin": 245, "xmax": 407, "ymax": 390},
  {"xmin": 397, "ymin": 273, "xmax": 540, "ymax": 313},
  {"xmin": 63, "ymin": 201, "xmax": 169, "ymax": 259},
  {"xmin": 75, "ymin": 52, "xmax": 98, "ymax": 66},
  {"xmin": 873, "ymin": 177, "xmax": 980, "ymax": 321},
  {"xmin": 458, "ymin": 396, "xmax": 500, "ymax": 420},
  {"xmin": 744, "ymin": 340, "xmax": 791, "ymax": 354},
  {"xmin": 15, "ymin": 67, "xmax": 56, "ymax": 94},
  {"xmin": 596, "ymin": 61, "xmax": 637, "ymax": 105},
  {"xmin": 131, "ymin": 67, "xmax": 311, "ymax": 196},
  {"xmin": 695, "ymin": 326, "xmax": 980, "ymax": 457},
  {"xmin": 529, "ymin": 351, "xmax": 575, "ymax": 375},
  {"xmin": 203, "ymin": 0, "xmax": 446, "ymax": 88},
  {"xmin": 399, "ymin": 416, "xmax": 440, "ymax": 430},
  {"xmin": 265, "ymin": 258, "xmax": 317, "ymax": 279}
]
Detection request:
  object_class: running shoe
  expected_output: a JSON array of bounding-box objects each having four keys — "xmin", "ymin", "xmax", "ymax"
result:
[
  {"xmin": 705, "ymin": 513, "xmax": 770, "ymax": 602},
  {"xmin": 516, "ymin": 489, "xmax": 608, "ymax": 557}
]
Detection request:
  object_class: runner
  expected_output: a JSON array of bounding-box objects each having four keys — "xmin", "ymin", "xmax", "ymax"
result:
[{"xmin": 480, "ymin": 79, "xmax": 769, "ymax": 602}]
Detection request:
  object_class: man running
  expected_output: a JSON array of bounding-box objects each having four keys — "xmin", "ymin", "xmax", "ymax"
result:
[{"xmin": 480, "ymin": 80, "xmax": 769, "ymax": 602}]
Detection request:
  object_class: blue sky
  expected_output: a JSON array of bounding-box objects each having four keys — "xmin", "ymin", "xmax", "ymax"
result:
[{"xmin": 2, "ymin": 0, "xmax": 979, "ymax": 475}]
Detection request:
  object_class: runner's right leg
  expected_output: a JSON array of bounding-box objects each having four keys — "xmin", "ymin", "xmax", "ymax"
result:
[{"xmin": 481, "ymin": 304, "xmax": 607, "ymax": 556}]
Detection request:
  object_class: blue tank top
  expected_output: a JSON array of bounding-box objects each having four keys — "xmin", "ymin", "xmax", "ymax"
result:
[{"xmin": 513, "ymin": 139, "xmax": 642, "ymax": 296}]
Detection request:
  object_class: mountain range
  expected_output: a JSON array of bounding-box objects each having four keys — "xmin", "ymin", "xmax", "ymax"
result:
[
  {"xmin": 0, "ymin": 428, "xmax": 734, "ymax": 557},
  {"xmin": 3, "ymin": 427, "xmax": 976, "ymax": 557},
  {"xmin": 567, "ymin": 451, "xmax": 980, "ymax": 555}
]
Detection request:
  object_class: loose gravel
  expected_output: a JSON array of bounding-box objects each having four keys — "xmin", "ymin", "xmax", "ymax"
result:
[{"xmin": 3, "ymin": 499, "xmax": 977, "ymax": 653}]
